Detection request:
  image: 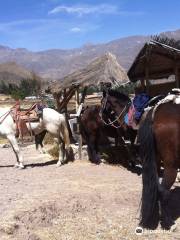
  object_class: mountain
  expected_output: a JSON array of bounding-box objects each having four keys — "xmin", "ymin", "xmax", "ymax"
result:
[
  {"xmin": 0, "ymin": 29, "xmax": 179, "ymax": 80},
  {"xmin": 0, "ymin": 62, "xmax": 38, "ymax": 85}
]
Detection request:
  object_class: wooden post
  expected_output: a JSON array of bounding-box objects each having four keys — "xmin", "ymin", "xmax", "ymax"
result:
[
  {"xmin": 77, "ymin": 87, "xmax": 87, "ymax": 160},
  {"xmin": 76, "ymin": 87, "xmax": 82, "ymax": 159},
  {"xmin": 175, "ymin": 65, "xmax": 180, "ymax": 88},
  {"xmin": 144, "ymin": 47, "xmax": 151, "ymax": 95},
  {"xmin": 140, "ymin": 79, "xmax": 145, "ymax": 91},
  {"xmin": 53, "ymin": 92, "xmax": 62, "ymax": 112},
  {"xmin": 77, "ymin": 118, "xmax": 82, "ymax": 160},
  {"xmin": 145, "ymin": 65, "xmax": 150, "ymax": 94},
  {"xmin": 80, "ymin": 87, "xmax": 87, "ymax": 104},
  {"xmin": 75, "ymin": 88, "xmax": 80, "ymax": 112}
]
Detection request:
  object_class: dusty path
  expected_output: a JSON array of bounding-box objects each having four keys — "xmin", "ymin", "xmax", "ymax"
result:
[{"xmin": 0, "ymin": 144, "xmax": 179, "ymax": 240}]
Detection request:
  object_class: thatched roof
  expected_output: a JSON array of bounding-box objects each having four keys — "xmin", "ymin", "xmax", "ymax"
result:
[
  {"xmin": 128, "ymin": 40, "xmax": 180, "ymax": 82},
  {"xmin": 50, "ymin": 52, "xmax": 129, "ymax": 93}
]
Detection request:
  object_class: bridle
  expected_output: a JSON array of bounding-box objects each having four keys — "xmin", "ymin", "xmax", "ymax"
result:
[{"xmin": 100, "ymin": 92, "xmax": 131, "ymax": 129}]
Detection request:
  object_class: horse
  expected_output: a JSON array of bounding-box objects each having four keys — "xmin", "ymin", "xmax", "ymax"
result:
[
  {"xmin": 101, "ymin": 88, "xmax": 180, "ymax": 229},
  {"xmin": 138, "ymin": 94, "xmax": 180, "ymax": 229},
  {"xmin": 80, "ymin": 105, "xmax": 134, "ymax": 164},
  {"xmin": 0, "ymin": 107, "xmax": 70, "ymax": 168},
  {"xmin": 0, "ymin": 107, "xmax": 24, "ymax": 169},
  {"xmin": 100, "ymin": 90, "xmax": 138, "ymax": 165}
]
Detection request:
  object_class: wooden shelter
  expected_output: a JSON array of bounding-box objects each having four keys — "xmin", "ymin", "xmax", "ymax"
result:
[
  {"xmin": 49, "ymin": 52, "xmax": 128, "ymax": 159},
  {"xmin": 128, "ymin": 40, "xmax": 180, "ymax": 96}
]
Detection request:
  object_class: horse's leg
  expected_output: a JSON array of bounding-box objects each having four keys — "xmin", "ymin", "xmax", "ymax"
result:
[
  {"xmin": 56, "ymin": 136, "xmax": 65, "ymax": 167},
  {"xmin": 7, "ymin": 134, "xmax": 24, "ymax": 169},
  {"xmin": 159, "ymin": 167, "xmax": 177, "ymax": 229},
  {"xmin": 95, "ymin": 133, "xmax": 101, "ymax": 164},
  {"xmin": 35, "ymin": 131, "xmax": 47, "ymax": 154},
  {"xmin": 87, "ymin": 135, "xmax": 101, "ymax": 164}
]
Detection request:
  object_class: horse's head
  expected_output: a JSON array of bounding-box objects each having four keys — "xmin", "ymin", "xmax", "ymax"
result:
[{"xmin": 100, "ymin": 89, "xmax": 131, "ymax": 127}]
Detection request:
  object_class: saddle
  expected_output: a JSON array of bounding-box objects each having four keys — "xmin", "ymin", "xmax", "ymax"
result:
[
  {"xmin": 12, "ymin": 103, "xmax": 40, "ymax": 139},
  {"xmin": 127, "ymin": 94, "xmax": 167, "ymax": 129}
]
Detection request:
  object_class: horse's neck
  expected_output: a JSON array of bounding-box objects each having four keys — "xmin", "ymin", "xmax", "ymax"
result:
[{"xmin": 0, "ymin": 107, "xmax": 11, "ymax": 115}]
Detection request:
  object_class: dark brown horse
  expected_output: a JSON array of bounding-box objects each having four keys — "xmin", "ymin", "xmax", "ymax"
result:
[
  {"xmin": 101, "ymin": 89, "xmax": 180, "ymax": 229},
  {"xmin": 138, "ymin": 99, "xmax": 180, "ymax": 229},
  {"xmin": 101, "ymin": 89, "xmax": 137, "ymax": 152},
  {"xmin": 80, "ymin": 105, "xmax": 125, "ymax": 164}
]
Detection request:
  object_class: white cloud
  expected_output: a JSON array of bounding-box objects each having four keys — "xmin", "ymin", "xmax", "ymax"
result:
[
  {"xmin": 48, "ymin": 4, "xmax": 119, "ymax": 16},
  {"xmin": 70, "ymin": 27, "xmax": 82, "ymax": 33}
]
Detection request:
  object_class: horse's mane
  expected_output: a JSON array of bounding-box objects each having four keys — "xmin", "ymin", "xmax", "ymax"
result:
[{"xmin": 108, "ymin": 89, "xmax": 130, "ymax": 102}]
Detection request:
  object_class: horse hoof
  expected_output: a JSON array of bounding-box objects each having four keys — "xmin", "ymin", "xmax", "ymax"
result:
[
  {"xmin": 18, "ymin": 164, "xmax": 25, "ymax": 169},
  {"xmin": 170, "ymin": 223, "xmax": 177, "ymax": 232},
  {"xmin": 14, "ymin": 163, "xmax": 25, "ymax": 169},
  {"xmin": 56, "ymin": 162, "xmax": 62, "ymax": 167},
  {"xmin": 14, "ymin": 163, "xmax": 19, "ymax": 168}
]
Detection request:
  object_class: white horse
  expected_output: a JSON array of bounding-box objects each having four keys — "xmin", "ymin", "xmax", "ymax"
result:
[
  {"xmin": 0, "ymin": 107, "xmax": 24, "ymax": 169},
  {"xmin": 0, "ymin": 107, "xmax": 70, "ymax": 168}
]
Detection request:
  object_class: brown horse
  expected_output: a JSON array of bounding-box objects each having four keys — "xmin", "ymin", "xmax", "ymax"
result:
[
  {"xmin": 80, "ymin": 105, "xmax": 125, "ymax": 164},
  {"xmin": 101, "ymin": 89, "xmax": 180, "ymax": 229},
  {"xmin": 138, "ymin": 99, "xmax": 180, "ymax": 229}
]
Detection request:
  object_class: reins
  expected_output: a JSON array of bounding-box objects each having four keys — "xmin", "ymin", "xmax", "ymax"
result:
[
  {"xmin": 100, "ymin": 92, "xmax": 131, "ymax": 129},
  {"xmin": 100, "ymin": 105, "xmax": 128, "ymax": 128}
]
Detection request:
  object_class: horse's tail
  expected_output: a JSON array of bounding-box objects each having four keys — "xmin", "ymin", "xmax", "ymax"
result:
[
  {"xmin": 61, "ymin": 120, "xmax": 70, "ymax": 149},
  {"xmin": 138, "ymin": 110, "xmax": 159, "ymax": 229}
]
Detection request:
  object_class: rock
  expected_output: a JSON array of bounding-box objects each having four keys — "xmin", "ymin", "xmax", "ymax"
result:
[{"xmin": 0, "ymin": 144, "xmax": 10, "ymax": 148}]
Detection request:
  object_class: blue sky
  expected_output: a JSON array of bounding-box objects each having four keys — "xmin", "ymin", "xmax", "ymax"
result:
[{"xmin": 0, "ymin": 0, "xmax": 179, "ymax": 51}]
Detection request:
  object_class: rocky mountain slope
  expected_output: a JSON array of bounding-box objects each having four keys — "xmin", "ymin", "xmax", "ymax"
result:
[
  {"xmin": 0, "ymin": 62, "xmax": 37, "ymax": 85},
  {"xmin": 0, "ymin": 29, "xmax": 179, "ymax": 81}
]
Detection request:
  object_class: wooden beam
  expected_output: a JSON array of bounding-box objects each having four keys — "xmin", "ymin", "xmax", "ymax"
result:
[
  {"xmin": 58, "ymin": 87, "xmax": 77, "ymax": 112},
  {"xmin": 53, "ymin": 92, "xmax": 62, "ymax": 111},
  {"xmin": 130, "ymin": 68, "xmax": 174, "ymax": 82},
  {"xmin": 152, "ymin": 50, "xmax": 179, "ymax": 61}
]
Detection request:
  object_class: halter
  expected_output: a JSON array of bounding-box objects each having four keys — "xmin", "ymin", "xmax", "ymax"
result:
[{"xmin": 100, "ymin": 92, "xmax": 131, "ymax": 129}]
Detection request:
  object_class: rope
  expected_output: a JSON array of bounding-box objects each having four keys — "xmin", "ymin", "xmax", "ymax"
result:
[{"xmin": 100, "ymin": 102, "xmax": 131, "ymax": 129}]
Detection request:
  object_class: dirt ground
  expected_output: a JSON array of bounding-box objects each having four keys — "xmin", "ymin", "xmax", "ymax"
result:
[{"xmin": 0, "ymin": 144, "xmax": 180, "ymax": 240}]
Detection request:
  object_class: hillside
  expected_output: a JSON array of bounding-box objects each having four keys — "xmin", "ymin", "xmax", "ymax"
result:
[
  {"xmin": 0, "ymin": 29, "xmax": 179, "ymax": 80},
  {"xmin": 0, "ymin": 62, "xmax": 37, "ymax": 85}
]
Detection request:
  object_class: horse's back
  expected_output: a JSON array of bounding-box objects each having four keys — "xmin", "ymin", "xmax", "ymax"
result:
[
  {"xmin": 154, "ymin": 102, "xmax": 180, "ymax": 127},
  {"xmin": 153, "ymin": 102, "xmax": 180, "ymax": 167},
  {"xmin": 42, "ymin": 108, "xmax": 65, "ymax": 136},
  {"xmin": 43, "ymin": 108, "xmax": 65, "ymax": 123}
]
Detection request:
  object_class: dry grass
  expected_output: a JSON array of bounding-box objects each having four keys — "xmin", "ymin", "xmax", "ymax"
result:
[
  {"xmin": 0, "ymin": 136, "xmax": 8, "ymax": 144},
  {"xmin": 48, "ymin": 144, "xmax": 59, "ymax": 158}
]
